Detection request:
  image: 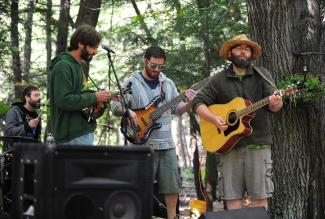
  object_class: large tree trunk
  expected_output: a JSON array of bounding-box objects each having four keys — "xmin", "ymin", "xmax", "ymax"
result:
[
  {"xmin": 75, "ymin": 0, "xmax": 102, "ymax": 27},
  {"xmin": 56, "ymin": 0, "xmax": 71, "ymax": 55},
  {"xmin": 10, "ymin": 0, "xmax": 23, "ymax": 100},
  {"xmin": 247, "ymin": 0, "xmax": 325, "ymax": 218}
]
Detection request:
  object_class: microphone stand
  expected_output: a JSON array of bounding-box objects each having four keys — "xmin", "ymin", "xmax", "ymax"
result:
[{"xmin": 104, "ymin": 50, "xmax": 138, "ymax": 146}]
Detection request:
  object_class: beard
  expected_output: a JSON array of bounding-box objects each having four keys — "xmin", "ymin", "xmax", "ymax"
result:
[
  {"xmin": 230, "ymin": 53, "xmax": 252, "ymax": 68},
  {"xmin": 80, "ymin": 47, "xmax": 93, "ymax": 62},
  {"xmin": 144, "ymin": 65, "xmax": 159, "ymax": 80},
  {"xmin": 30, "ymin": 100, "xmax": 41, "ymax": 109}
]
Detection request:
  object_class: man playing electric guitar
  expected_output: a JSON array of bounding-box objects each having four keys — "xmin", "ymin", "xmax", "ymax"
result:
[
  {"xmin": 192, "ymin": 34, "xmax": 283, "ymax": 211},
  {"xmin": 112, "ymin": 46, "xmax": 196, "ymax": 219}
]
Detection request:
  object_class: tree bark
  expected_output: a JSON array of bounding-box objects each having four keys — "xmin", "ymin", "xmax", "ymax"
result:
[
  {"xmin": 189, "ymin": 112, "xmax": 205, "ymax": 200},
  {"xmin": 10, "ymin": 0, "xmax": 23, "ymax": 100},
  {"xmin": 75, "ymin": 0, "xmax": 102, "ymax": 27},
  {"xmin": 247, "ymin": 0, "xmax": 325, "ymax": 218},
  {"xmin": 177, "ymin": 116, "xmax": 188, "ymax": 167},
  {"xmin": 22, "ymin": 0, "xmax": 35, "ymax": 82},
  {"xmin": 56, "ymin": 0, "xmax": 71, "ymax": 55}
]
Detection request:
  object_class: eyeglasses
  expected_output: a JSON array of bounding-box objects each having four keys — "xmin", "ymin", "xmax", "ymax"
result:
[{"xmin": 147, "ymin": 60, "xmax": 165, "ymax": 70}]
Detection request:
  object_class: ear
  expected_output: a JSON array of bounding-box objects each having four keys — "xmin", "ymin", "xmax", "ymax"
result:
[{"xmin": 78, "ymin": 43, "xmax": 85, "ymax": 49}]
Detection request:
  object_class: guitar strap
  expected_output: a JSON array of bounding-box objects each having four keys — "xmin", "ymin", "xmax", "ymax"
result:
[
  {"xmin": 252, "ymin": 65, "xmax": 277, "ymax": 88},
  {"xmin": 159, "ymin": 81, "xmax": 166, "ymax": 102}
]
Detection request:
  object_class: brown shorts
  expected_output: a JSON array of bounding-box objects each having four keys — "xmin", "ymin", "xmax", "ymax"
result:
[{"xmin": 217, "ymin": 146, "xmax": 274, "ymax": 200}]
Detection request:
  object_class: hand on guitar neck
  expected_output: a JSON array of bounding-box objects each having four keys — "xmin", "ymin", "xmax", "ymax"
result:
[
  {"xmin": 268, "ymin": 91, "xmax": 283, "ymax": 112},
  {"xmin": 95, "ymin": 90, "xmax": 113, "ymax": 102}
]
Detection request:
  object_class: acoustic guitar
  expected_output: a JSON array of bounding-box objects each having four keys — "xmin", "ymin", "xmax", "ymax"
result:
[{"xmin": 199, "ymin": 85, "xmax": 299, "ymax": 153}]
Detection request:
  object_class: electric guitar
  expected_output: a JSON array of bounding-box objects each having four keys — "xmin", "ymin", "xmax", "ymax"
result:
[
  {"xmin": 199, "ymin": 85, "xmax": 299, "ymax": 153},
  {"xmin": 121, "ymin": 77, "xmax": 211, "ymax": 144},
  {"xmin": 82, "ymin": 86, "xmax": 132, "ymax": 122}
]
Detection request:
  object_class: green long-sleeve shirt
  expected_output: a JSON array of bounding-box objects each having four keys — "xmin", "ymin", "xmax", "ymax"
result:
[{"xmin": 49, "ymin": 52, "xmax": 97, "ymax": 143}]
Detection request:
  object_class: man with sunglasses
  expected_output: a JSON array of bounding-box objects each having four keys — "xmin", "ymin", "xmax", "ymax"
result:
[{"xmin": 112, "ymin": 46, "xmax": 196, "ymax": 219}]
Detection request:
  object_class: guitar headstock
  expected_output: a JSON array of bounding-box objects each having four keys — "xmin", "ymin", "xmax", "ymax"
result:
[{"xmin": 279, "ymin": 82, "xmax": 302, "ymax": 97}]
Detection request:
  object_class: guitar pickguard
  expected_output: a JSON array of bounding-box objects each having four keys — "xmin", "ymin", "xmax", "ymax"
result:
[{"xmin": 224, "ymin": 119, "xmax": 240, "ymax": 136}]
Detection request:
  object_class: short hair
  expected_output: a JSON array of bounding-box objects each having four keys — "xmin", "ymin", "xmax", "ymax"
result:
[
  {"xmin": 144, "ymin": 46, "xmax": 166, "ymax": 61},
  {"xmin": 22, "ymin": 86, "xmax": 39, "ymax": 103},
  {"xmin": 68, "ymin": 24, "xmax": 101, "ymax": 51}
]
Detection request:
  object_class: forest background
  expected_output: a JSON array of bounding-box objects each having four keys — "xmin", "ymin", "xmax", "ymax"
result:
[{"xmin": 0, "ymin": 0, "xmax": 324, "ymax": 219}]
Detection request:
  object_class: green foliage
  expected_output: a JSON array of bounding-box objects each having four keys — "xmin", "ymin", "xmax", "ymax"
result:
[
  {"xmin": 277, "ymin": 74, "xmax": 325, "ymax": 104},
  {"xmin": 0, "ymin": 102, "xmax": 10, "ymax": 117},
  {"xmin": 101, "ymin": 0, "xmax": 248, "ymax": 90}
]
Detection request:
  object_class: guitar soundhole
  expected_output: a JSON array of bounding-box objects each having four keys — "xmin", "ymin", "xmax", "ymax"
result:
[
  {"xmin": 228, "ymin": 112, "xmax": 237, "ymax": 125},
  {"xmin": 224, "ymin": 118, "xmax": 239, "ymax": 136}
]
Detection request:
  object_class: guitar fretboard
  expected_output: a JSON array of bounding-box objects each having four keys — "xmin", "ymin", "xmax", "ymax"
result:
[
  {"xmin": 236, "ymin": 86, "xmax": 297, "ymax": 118},
  {"xmin": 150, "ymin": 77, "xmax": 210, "ymax": 120},
  {"xmin": 236, "ymin": 97, "xmax": 270, "ymax": 118}
]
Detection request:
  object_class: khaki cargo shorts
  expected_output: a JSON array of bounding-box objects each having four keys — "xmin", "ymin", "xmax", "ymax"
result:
[{"xmin": 217, "ymin": 146, "xmax": 274, "ymax": 200}]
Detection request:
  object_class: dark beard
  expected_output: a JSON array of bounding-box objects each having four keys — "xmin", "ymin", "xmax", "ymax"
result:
[
  {"xmin": 30, "ymin": 101, "xmax": 41, "ymax": 109},
  {"xmin": 80, "ymin": 47, "xmax": 93, "ymax": 62},
  {"xmin": 230, "ymin": 55, "xmax": 252, "ymax": 68}
]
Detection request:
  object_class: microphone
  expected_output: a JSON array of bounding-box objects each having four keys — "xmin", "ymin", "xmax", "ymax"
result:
[{"xmin": 102, "ymin": 44, "xmax": 115, "ymax": 54}]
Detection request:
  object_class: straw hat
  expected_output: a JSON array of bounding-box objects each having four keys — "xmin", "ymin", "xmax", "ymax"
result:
[{"xmin": 219, "ymin": 34, "xmax": 261, "ymax": 60}]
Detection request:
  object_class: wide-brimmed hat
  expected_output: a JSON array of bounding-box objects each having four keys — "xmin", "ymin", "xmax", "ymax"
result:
[{"xmin": 219, "ymin": 34, "xmax": 261, "ymax": 61}]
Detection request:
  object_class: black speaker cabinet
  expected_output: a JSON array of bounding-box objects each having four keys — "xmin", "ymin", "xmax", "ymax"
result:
[
  {"xmin": 199, "ymin": 207, "xmax": 270, "ymax": 219},
  {"xmin": 11, "ymin": 143, "xmax": 153, "ymax": 219}
]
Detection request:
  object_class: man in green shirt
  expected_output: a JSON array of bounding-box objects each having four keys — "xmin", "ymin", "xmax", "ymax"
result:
[{"xmin": 50, "ymin": 25, "xmax": 112, "ymax": 144}]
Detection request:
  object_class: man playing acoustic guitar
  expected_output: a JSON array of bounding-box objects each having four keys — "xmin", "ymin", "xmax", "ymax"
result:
[
  {"xmin": 50, "ymin": 25, "xmax": 113, "ymax": 145},
  {"xmin": 193, "ymin": 34, "xmax": 283, "ymax": 211},
  {"xmin": 112, "ymin": 46, "xmax": 196, "ymax": 219}
]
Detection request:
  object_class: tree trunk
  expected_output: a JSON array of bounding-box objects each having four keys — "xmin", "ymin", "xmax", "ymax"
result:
[
  {"xmin": 56, "ymin": 0, "xmax": 71, "ymax": 55},
  {"xmin": 75, "ymin": 0, "xmax": 102, "ymax": 27},
  {"xmin": 10, "ymin": 0, "xmax": 23, "ymax": 100},
  {"xmin": 247, "ymin": 0, "xmax": 325, "ymax": 218},
  {"xmin": 177, "ymin": 116, "xmax": 188, "ymax": 167},
  {"xmin": 22, "ymin": 0, "xmax": 35, "ymax": 82},
  {"xmin": 189, "ymin": 112, "xmax": 205, "ymax": 200},
  {"xmin": 44, "ymin": 0, "xmax": 52, "ymax": 142}
]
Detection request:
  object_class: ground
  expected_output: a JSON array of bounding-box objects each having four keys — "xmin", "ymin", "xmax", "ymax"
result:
[{"xmin": 153, "ymin": 167, "xmax": 225, "ymax": 219}]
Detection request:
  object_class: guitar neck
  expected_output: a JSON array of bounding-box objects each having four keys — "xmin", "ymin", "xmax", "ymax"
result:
[
  {"xmin": 237, "ymin": 96, "xmax": 270, "ymax": 118},
  {"xmin": 150, "ymin": 77, "xmax": 210, "ymax": 120}
]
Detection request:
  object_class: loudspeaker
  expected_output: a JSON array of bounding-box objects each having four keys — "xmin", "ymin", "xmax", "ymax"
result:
[
  {"xmin": 11, "ymin": 143, "xmax": 153, "ymax": 219},
  {"xmin": 199, "ymin": 207, "xmax": 270, "ymax": 219}
]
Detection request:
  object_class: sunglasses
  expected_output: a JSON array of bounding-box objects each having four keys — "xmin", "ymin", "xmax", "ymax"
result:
[{"xmin": 147, "ymin": 60, "xmax": 165, "ymax": 70}]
